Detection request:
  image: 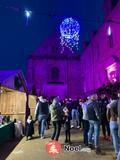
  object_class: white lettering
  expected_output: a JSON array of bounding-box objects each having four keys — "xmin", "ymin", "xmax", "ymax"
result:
[{"xmin": 64, "ymin": 145, "xmax": 81, "ymax": 152}]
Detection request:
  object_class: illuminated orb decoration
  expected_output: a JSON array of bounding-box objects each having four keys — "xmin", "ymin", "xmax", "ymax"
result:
[{"xmin": 60, "ymin": 17, "xmax": 80, "ymax": 53}]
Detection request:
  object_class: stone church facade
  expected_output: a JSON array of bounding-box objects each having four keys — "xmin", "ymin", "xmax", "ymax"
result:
[{"xmin": 27, "ymin": 35, "xmax": 81, "ymax": 99}]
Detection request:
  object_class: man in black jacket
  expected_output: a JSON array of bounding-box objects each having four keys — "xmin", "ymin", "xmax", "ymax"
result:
[
  {"xmin": 99, "ymin": 94, "xmax": 110, "ymax": 140},
  {"xmin": 87, "ymin": 94, "xmax": 101, "ymax": 154}
]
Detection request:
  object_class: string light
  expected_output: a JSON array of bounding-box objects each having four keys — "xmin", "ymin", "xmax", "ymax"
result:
[{"xmin": 60, "ymin": 17, "xmax": 80, "ymax": 53}]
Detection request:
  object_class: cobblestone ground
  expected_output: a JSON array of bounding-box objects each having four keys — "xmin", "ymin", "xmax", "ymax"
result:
[{"xmin": 6, "ymin": 126, "xmax": 115, "ymax": 160}]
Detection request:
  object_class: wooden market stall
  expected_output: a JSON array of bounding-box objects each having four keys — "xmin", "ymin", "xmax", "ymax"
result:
[{"xmin": 0, "ymin": 70, "xmax": 28, "ymax": 126}]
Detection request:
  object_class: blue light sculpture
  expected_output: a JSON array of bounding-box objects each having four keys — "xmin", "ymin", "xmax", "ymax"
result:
[{"xmin": 60, "ymin": 17, "xmax": 80, "ymax": 53}]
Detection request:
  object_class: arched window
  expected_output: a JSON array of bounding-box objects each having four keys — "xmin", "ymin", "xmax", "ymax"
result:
[
  {"xmin": 51, "ymin": 67, "xmax": 59, "ymax": 81},
  {"xmin": 52, "ymin": 46, "xmax": 59, "ymax": 54}
]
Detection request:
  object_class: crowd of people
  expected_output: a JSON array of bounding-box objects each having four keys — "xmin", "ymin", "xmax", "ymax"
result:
[
  {"xmin": 0, "ymin": 112, "xmax": 11, "ymax": 125},
  {"xmin": 0, "ymin": 112, "xmax": 24, "ymax": 138},
  {"xmin": 25, "ymin": 90, "xmax": 120, "ymax": 159}
]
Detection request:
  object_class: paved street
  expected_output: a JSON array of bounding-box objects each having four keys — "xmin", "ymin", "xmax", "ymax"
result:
[{"xmin": 5, "ymin": 126, "xmax": 115, "ymax": 160}]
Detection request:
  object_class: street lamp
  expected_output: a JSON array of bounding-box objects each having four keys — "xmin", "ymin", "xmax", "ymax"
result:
[
  {"xmin": 24, "ymin": 10, "xmax": 32, "ymax": 26},
  {"xmin": 25, "ymin": 10, "xmax": 32, "ymax": 18}
]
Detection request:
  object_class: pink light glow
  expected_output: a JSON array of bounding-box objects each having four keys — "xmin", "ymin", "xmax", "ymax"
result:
[{"xmin": 106, "ymin": 63, "xmax": 117, "ymax": 83}]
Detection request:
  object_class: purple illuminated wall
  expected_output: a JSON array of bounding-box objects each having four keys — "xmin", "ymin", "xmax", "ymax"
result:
[
  {"xmin": 79, "ymin": 0, "xmax": 120, "ymax": 96},
  {"xmin": 27, "ymin": 34, "xmax": 81, "ymax": 99},
  {"xmin": 27, "ymin": 1, "xmax": 120, "ymax": 98}
]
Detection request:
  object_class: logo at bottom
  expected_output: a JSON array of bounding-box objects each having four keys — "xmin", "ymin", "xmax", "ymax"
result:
[{"xmin": 46, "ymin": 140, "xmax": 62, "ymax": 157}]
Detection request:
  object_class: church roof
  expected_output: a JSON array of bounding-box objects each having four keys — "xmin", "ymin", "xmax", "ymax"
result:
[
  {"xmin": 0, "ymin": 70, "xmax": 19, "ymax": 83},
  {"xmin": 29, "ymin": 33, "xmax": 80, "ymax": 59},
  {"xmin": 0, "ymin": 70, "xmax": 28, "ymax": 93}
]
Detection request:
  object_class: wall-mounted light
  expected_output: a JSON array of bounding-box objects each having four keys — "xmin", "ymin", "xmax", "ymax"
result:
[{"xmin": 107, "ymin": 25, "xmax": 112, "ymax": 36}]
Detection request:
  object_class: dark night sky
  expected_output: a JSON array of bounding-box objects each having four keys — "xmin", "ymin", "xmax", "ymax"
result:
[{"xmin": 0, "ymin": 0, "xmax": 104, "ymax": 76}]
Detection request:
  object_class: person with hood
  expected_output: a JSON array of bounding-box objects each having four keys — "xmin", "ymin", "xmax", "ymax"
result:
[
  {"xmin": 26, "ymin": 115, "xmax": 35, "ymax": 141},
  {"xmin": 35, "ymin": 96, "xmax": 49, "ymax": 139},
  {"xmin": 63, "ymin": 103, "xmax": 72, "ymax": 144},
  {"xmin": 49, "ymin": 97, "xmax": 63, "ymax": 141}
]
